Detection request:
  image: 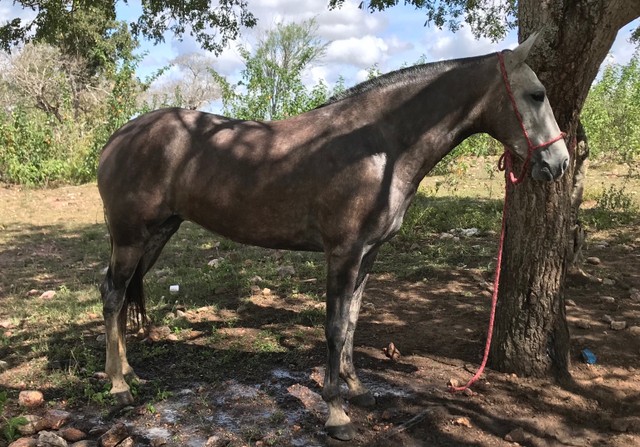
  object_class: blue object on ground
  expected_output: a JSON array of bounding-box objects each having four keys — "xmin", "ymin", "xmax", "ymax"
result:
[{"xmin": 581, "ymin": 348, "xmax": 597, "ymax": 364}]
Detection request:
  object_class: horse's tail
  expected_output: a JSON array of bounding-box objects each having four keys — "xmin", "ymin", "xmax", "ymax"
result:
[{"xmin": 123, "ymin": 263, "xmax": 146, "ymax": 332}]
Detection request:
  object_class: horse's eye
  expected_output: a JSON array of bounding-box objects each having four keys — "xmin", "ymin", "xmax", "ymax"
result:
[{"xmin": 531, "ymin": 91, "xmax": 546, "ymax": 102}]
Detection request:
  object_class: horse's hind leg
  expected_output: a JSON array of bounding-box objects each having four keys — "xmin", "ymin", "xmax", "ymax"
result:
[
  {"xmin": 102, "ymin": 216, "xmax": 183, "ymax": 402},
  {"xmin": 101, "ymin": 243, "xmax": 144, "ymax": 405}
]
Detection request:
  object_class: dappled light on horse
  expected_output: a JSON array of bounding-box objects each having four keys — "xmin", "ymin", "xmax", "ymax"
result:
[{"xmin": 97, "ymin": 33, "xmax": 569, "ymax": 441}]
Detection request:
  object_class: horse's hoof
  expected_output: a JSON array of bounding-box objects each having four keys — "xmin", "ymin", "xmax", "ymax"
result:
[
  {"xmin": 112, "ymin": 390, "xmax": 134, "ymax": 406},
  {"xmin": 326, "ymin": 422, "xmax": 357, "ymax": 441},
  {"xmin": 349, "ymin": 391, "xmax": 376, "ymax": 408}
]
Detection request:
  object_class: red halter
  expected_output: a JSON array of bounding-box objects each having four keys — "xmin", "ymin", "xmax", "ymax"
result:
[{"xmin": 496, "ymin": 51, "xmax": 566, "ymax": 185}]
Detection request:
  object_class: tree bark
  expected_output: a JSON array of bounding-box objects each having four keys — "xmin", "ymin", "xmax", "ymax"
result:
[{"xmin": 490, "ymin": 0, "xmax": 640, "ymax": 379}]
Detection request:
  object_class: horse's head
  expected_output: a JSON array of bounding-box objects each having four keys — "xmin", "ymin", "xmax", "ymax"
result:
[{"xmin": 491, "ymin": 33, "xmax": 570, "ymax": 181}]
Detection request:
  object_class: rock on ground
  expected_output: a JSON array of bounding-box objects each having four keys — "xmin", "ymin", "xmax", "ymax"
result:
[{"xmin": 18, "ymin": 391, "xmax": 44, "ymax": 408}]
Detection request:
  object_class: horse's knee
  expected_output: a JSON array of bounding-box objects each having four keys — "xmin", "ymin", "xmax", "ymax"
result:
[{"xmin": 102, "ymin": 289, "xmax": 125, "ymax": 319}]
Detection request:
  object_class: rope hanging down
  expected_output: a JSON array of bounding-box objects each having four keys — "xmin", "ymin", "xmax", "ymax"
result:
[{"xmin": 448, "ymin": 51, "xmax": 566, "ymax": 393}]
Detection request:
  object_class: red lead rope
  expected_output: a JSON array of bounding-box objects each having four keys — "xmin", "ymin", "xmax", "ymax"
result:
[{"xmin": 448, "ymin": 52, "xmax": 566, "ymax": 393}]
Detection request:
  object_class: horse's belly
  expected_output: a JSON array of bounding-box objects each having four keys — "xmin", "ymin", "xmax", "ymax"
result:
[{"xmin": 183, "ymin": 199, "xmax": 324, "ymax": 252}]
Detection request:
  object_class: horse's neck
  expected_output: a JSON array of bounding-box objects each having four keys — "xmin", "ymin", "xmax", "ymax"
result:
[{"xmin": 382, "ymin": 59, "xmax": 493, "ymax": 185}]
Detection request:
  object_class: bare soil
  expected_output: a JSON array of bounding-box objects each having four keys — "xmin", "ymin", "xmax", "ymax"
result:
[{"xmin": 0, "ymin": 176, "xmax": 639, "ymax": 447}]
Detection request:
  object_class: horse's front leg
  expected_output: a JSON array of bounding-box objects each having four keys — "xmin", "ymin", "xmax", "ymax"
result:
[
  {"xmin": 339, "ymin": 247, "xmax": 379, "ymax": 407},
  {"xmin": 340, "ymin": 272, "xmax": 375, "ymax": 407},
  {"xmin": 322, "ymin": 249, "xmax": 365, "ymax": 441}
]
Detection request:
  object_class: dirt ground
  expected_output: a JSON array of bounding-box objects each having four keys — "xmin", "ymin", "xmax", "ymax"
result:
[{"xmin": 0, "ymin": 178, "xmax": 639, "ymax": 447}]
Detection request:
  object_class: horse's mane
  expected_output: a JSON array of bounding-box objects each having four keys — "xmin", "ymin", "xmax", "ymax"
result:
[{"xmin": 317, "ymin": 54, "xmax": 491, "ymax": 108}]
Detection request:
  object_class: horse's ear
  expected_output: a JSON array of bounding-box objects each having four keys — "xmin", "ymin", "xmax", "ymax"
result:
[{"xmin": 504, "ymin": 31, "xmax": 540, "ymax": 68}]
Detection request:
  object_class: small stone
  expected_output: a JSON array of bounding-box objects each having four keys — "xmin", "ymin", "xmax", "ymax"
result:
[
  {"xmin": 117, "ymin": 438, "xmax": 135, "ymax": 447},
  {"xmin": 460, "ymin": 228, "xmax": 479, "ymax": 237},
  {"xmin": 601, "ymin": 296, "xmax": 616, "ymax": 304},
  {"xmin": 92, "ymin": 372, "xmax": 109, "ymax": 381},
  {"xmin": 16, "ymin": 415, "xmax": 42, "ymax": 435},
  {"xmin": 602, "ymin": 278, "xmax": 615, "ymax": 286},
  {"xmin": 150, "ymin": 437, "xmax": 167, "ymax": 447},
  {"xmin": 629, "ymin": 326, "xmax": 640, "ymax": 335},
  {"xmin": 0, "ymin": 360, "xmax": 9, "ymax": 371},
  {"xmin": 207, "ymin": 258, "xmax": 222, "ymax": 268},
  {"xmin": 611, "ymin": 321, "xmax": 627, "ymax": 331},
  {"xmin": 452, "ymin": 416, "xmax": 472, "ymax": 427},
  {"xmin": 166, "ymin": 334, "xmax": 178, "ymax": 341},
  {"xmin": 565, "ymin": 299, "xmax": 576, "ymax": 307},
  {"xmin": 40, "ymin": 410, "xmax": 71, "ymax": 430},
  {"xmin": 148, "ymin": 326, "xmax": 171, "ymax": 342},
  {"xmin": 505, "ymin": 427, "xmax": 530, "ymax": 443},
  {"xmin": 39, "ymin": 290, "xmax": 56, "ymax": 300},
  {"xmin": 70, "ymin": 441, "xmax": 98, "ymax": 447},
  {"xmin": 59, "ymin": 428, "xmax": 86, "ymax": 443},
  {"xmin": 447, "ymin": 378, "xmax": 460, "ymax": 388},
  {"xmin": 261, "ymin": 288, "xmax": 272, "ymax": 296},
  {"xmin": 440, "ymin": 232, "xmax": 454, "ymax": 239},
  {"xmin": 586, "ymin": 257, "xmax": 601, "ymax": 265},
  {"xmin": 27, "ymin": 289, "xmax": 40, "ymax": 297},
  {"xmin": 250, "ymin": 276, "xmax": 263, "ymax": 284},
  {"xmin": 37, "ymin": 431, "xmax": 68, "ymax": 447},
  {"xmin": 98, "ymin": 423, "xmax": 128, "ymax": 447},
  {"xmin": 382, "ymin": 342, "xmax": 401, "ymax": 361},
  {"xmin": 601, "ymin": 314, "xmax": 613, "ymax": 324},
  {"xmin": 8, "ymin": 438, "xmax": 37, "ymax": 447},
  {"xmin": 575, "ymin": 320, "xmax": 591, "ymax": 329},
  {"xmin": 175, "ymin": 309, "xmax": 187, "ymax": 318},
  {"xmin": 277, "ymin": 265, "xmax": 296, "ymax": 277},
  {"xmin": 87, "ymin": 426, "xmax": 108, "ymax": 437},
  {"xmin": 611, "ymin": 417, "xmax": 632, "ymax": 432},
  {"xmin": 18, "ymin": 390, "xmax": 44, "ymax": 408},
  {"xmin": 96, "ymin": 334, "xmax": 106, "ymax": 343}
]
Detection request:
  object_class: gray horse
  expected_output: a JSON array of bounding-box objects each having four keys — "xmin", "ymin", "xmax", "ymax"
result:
[{"xmin": 97, "ymin": 33, "xmax": 569, "ymax": 440}]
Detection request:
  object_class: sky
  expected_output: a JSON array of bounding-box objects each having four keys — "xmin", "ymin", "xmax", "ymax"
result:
[
  {"xmin": 122, "ymin": 0, "xmax": 638, "ymax": 104},
  {"xmin": 2, "ymin": 0, "xmax": 639, "ymax": 113}
]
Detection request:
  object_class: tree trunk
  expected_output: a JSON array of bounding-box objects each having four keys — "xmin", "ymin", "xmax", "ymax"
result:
[{"xmin": 489, "ymin": 0, "xmax": 640, "ymax": 379}]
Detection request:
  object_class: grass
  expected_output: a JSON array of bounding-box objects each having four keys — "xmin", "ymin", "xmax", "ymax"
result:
[{"xmin": 0, "ymin": 157, "xmax": 638, "ymax": 434}]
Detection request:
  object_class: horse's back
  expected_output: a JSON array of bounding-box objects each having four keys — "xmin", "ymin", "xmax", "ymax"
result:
[{"xmin": 97, "ymin": 108, "xmax": 330, "ymax": 249}]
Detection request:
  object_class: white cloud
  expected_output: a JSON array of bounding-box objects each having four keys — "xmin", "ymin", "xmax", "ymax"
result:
[
  {"xmin": 355, "ymin": 69, "xmax": 370, "ymax": 83},
  {"xmin": 325, "ymin": 35, "xmax": 390, "ymax": 68},
  {"xmin": 212, "ymin": 47, "xmax": 245, "ymax": 76},
  {"xmin": 424, "ymin": 26, "xmax": 512, "ymax": 61}
]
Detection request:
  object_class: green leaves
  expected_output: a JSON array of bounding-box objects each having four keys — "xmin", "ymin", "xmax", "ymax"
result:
[
  {"xmin": 329, "ymin": 0, "xmax": 517, "ymax": 42},
  {"xmin": 132, "ymin": 0, "xmax": 257, "ymax": 55},
  {"xmin": 582, "ymin": 53, "xmax": 640, "ymax": 163},
  {"xmin": 214, "ymin": 20, "xmax": 331, "ymax": 121}
]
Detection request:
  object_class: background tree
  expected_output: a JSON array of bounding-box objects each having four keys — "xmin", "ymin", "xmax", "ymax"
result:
[
  {"xmin": 214, "ymin": 19, "xmax": 328, "ymax": 120},
  {"xmin": 1, "ymin": 0, "xmax": 255, "ymax": 56},
  {"xmin": 144, "ymin": 53, "xmax": 222, "ymax": 110}
]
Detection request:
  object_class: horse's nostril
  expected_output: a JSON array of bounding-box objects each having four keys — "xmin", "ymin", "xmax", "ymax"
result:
[{"xmin": 561, "ymin": 158, "xmax": 569, "ymax": 173}]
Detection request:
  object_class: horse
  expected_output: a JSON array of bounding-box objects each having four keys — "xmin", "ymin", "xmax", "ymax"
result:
[{"xmin": 97, "ymin": 33, "xmax": 569, "ymax": 441}]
